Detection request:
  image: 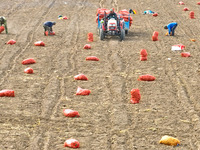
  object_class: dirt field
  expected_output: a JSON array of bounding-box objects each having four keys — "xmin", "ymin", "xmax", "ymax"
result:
[{"xmin": 0, "ymin": 0, "xmax": 200, "ymax": 149}]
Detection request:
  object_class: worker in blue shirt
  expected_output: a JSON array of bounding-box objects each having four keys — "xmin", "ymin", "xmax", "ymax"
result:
[
  {"xmin": 143, "ymin": 10, "xmax": 155, "ymax": 14},
  {"xmin": 43, "ymin": 21, "xmax": 56, "ymax": 36},
  {"xmin": 164, "ymin": 22, "xmax": 178, "ymax": 36}
]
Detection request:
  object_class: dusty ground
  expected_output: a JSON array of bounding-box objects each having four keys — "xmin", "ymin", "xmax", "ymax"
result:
[{"xmin": 0, "ymin": 0, "xmax": 200, "ymax": 149}]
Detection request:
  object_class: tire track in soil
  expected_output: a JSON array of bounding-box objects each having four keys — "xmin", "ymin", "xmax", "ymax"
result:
[
  {"xmin": 96, "ymin": 0, "xmax": 131, "ymax": 149},
  {"xmin": 0, "ymin": 0, "xmax": 58, "ymax": 149},
  {"xmin": 136, "ymin": 0, "xmax": 200, "ymax": 149},
  {"xmin": 29, "ymin": 1, "xmax": 87, "ymax": 149},
  {"xmin": 161, "ymin": 0, "xmax": 200, "ymax": 121},
  {"xmin": 0, "ymin": 0, "xmax": 56, "ymax": 86},
  {"xmin": 103, "ymin": 39, "xmax": 130, "ymax": 150},
  {"xmin": 162, "ymin": 6, "xmax": 200, "ymax": 147},
  {"xmin": 49, "ymin": 12, "xmax": 82, "ymax": 119},
  {"xmin": 49, "ymin": 0, "xmax": 86, "ymax": 123},
  {"xmin": 161, "ymin": 2, "xmax": 200, "ymax": 104},
  {"xmin": 6, "ymin": 0, "xmax": 25, "ymax": 17}
]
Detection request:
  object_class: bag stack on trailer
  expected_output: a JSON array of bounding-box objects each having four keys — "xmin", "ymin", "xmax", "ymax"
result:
[
  {"xmin": 118, "ymin": 9, "xmax": 133, "ymax": 27},
  {"xmin": 96, "ymin": 8, "xmax": 110, "ymax": 23}
]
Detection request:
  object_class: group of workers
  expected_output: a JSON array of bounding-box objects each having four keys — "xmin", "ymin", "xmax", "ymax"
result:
[
  {"xmin": 0, "ymin": 9, "xmax": 178, "ymax": 36},
  {"xmin": 0, "ymin": 16, "xmax": 56, "ymax": 36}
]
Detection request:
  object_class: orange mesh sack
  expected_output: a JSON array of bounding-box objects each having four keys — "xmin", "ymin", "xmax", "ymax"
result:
[
  {"xmin": 86, "ymin": 56, "xmax": 99, "ymax": 61},
  {"xmin": 140, "ymin": 49, "xmax": 148, "ymax": 61},
  {"xmin": 0, "ymin": 26, "xmax": 4, "ymax": 33},
  {"xmin": 0, "ymin": 90, "xmax": 15, "ymax": 97},
  {"xmin": 76, "ymin": 87, "xmax": 91, "ymax": 95},
  {"xmin": 24, "ymin": 67, "xmax": 34, "ymax": 74},
  {"xmin": 34, "ymin": 41, "xmax": 45, "ymax": 46},
  {"xmin": 22, "ymin": 58, "xmax": 36, "ymax": 65},
  {"xmin": 130, "ymin": 88, "xmax": 141, "ymax": 104},
  {"xmin": 74, "ymin": 74, "xmax": 88, "ymax": 80},
  {"xmin": 64, "ymin": 139, "xmax": 80, "ymax": 148},
  {"xmin": 63, "ymin": 109, "xmax": 80, "ymax": 117},
  {"xmin": 7, "ymin": 39, "xmax": 16, "ymax": 45},
  {"xmin": 83, "ymin": 44, "xmax": 91, "ymax": 49},
  {"xmin": 138, "ymin": 75, "xmax": 156, "ymax": 81},
  {"xmin": 159, "ymin": 135, "xmax": 180, "ymax": 146},
  {"xmin": 181, "ymin": 52, "xmax": 190, "ymax": 57}
]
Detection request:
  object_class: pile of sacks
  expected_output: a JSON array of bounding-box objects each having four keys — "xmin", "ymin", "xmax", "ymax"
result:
[
  {"xmin": 96, "ymin": 8, "xmax": 110, "ymax": 23},
  {"xmin": 96, "ymin": 9, "xmax": 133, "ymax": 27},
  {"xmin": 118, "ymin": 9, "xmax": 133, "ymax": 27}
]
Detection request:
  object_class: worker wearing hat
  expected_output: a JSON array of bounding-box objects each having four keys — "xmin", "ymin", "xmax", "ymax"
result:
[
  {"xmin": 43, "ymin": 21, "xmax": 56, "ymax": 36},
  {"xmin": 106, "ymin": 8, "xmax": 118, "ymax": 20}
]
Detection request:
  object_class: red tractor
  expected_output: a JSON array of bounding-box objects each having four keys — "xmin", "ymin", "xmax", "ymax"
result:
[{"xmin": 98, "ymin": 12, "xmax": 125, "ymax": 41}]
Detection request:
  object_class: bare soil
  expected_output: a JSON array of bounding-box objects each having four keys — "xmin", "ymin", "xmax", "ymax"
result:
[{"xmin": 0, "ymin": 0, "xmax": 200, "ymax": 149}]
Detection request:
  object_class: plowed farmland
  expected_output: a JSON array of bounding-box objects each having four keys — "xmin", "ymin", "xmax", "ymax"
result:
[{"xmin": 0, "ymin": 0, "xmax": 200, "ymax": 149}]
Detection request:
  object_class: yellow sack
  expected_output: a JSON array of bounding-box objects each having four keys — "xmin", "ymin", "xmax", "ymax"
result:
[
  {"xmin": 165, "ymin": 32, "xmax": 168, "ymax": 36},
  {"xmin": 159, "ymin": 135, "xmax": 180, "ymax": 146}
]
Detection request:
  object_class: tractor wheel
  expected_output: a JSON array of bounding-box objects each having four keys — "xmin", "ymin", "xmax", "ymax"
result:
[
  {"xmin": 100, "ymin": 29, "xmax": 104, "ymax": 40},
  {"xmin": 120, "ymin": 29, "xmax": 125, "ymax": 41},
  {"xmin": 125, "ymin": 30, "xmax": 128, "ymax": 35}
]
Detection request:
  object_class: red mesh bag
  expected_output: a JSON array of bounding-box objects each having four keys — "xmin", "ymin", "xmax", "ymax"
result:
[
  {"xmin": 76, "ymin": 87, "xmax": 91, "ymax": 95},
  {"xmin": 83, "ymin": 44, "xmax": 91, "ymax": 49},
  {"xmin": 130, "ymin": 88, "xmax": 141, "ymax": 104},
  {"xmin": 22, "ymin": 58, "xmax": 36, "ymax": 65},
  {"xmin": 88, "ymin": 32, "xmax": 93, "ymax": 42},
  {"xmin": 96, "ymin": 8, "xmax": 109, "ymax": 16},
  {"xmin": 119, "ymin": 9, "xmax": 129, "ymax": 15},
  {"xmin": 140, "ymin": 49, "xmax": 147, "ymax": 57},
  {"xmin": 34, "ymin": 41, "xmax": 45, "ymax": 46},
  {"xmin": 86, "ymin": 56, "xmax": 99, "ymax": 61},
  {"xmin": 153, "ymin": 13, "xmax": 158, "ymax": 17},
  {"xmin": 45, "ymin": 31, "xmax": 55, "ymax": 36},
  {"xmin": 24, "ymin": 68, "xmax": 34, "ymax": 74},
  {"xmin": 152, "ymin": 31, "xmax": 159, "ymax": 41},
  {"xmin": 140, "ymin": 56, "xmax": 147, "ymax": 61},
  {"xmin": 138, "ymin": 75, "xmax": 156, "ymax": 81},
  {"xmin": 179, "ymin": 1, "xmax": 185, "ymax": 5},
  {"xmin": 7, "ymin": 39, "xmax": 16, "ymax": 45},
  {"xmin": 181, "ymin": 52, "xmax": 190, "ymax": 57},
  {"xmin": 63, "ymin": 109, "xmax": 80, "ymax": 117},
  {"xmin": 64, "ymin": 139, "xmax": 80, "ymax": 148},
  {"xmin": 74, "ymin": 74, "xmax": 88, "ymax": 80},
  {"xmin": 0, "ymin": 26, "xmax": 4, "ymax": 33},
  {"xmin": 152, "ymin": 35, "xmax": 158, "ymax": 41},
  {"xmin": 63, "ymin": 16, "xmax": 68, "ymax": 19},
  {"xmin": 0, "ymin": 90, "xmax": 15, "ymax": 97}
]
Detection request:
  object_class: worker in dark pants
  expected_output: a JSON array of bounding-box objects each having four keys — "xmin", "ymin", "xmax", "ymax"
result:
[
  {"xmin": 43, "ymin": 21, "xmax": 56, "ymax": 36},
  {"xmin": 164, "ymin": 22, "xmax": 178, "ymax": 36},
  {"xmin": 0, "ymin": 16, "xmax": 8, "ymax": 34}
]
